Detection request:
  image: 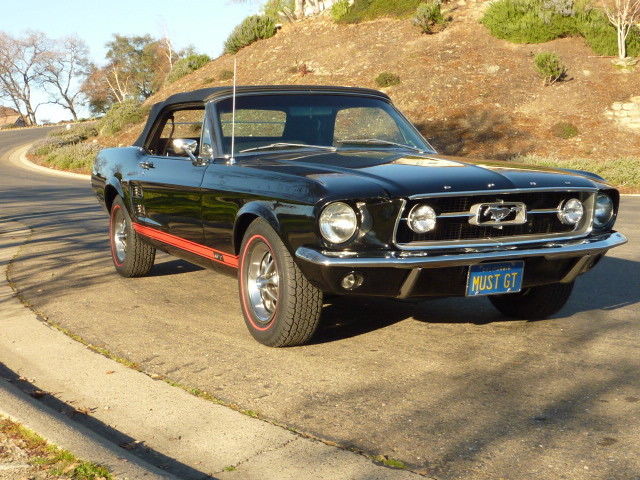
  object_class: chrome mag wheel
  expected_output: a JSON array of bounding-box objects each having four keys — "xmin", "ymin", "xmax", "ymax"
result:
[
  {"xmin": 113, "ymin": 210, "xmax": 128, "ymax": 263},
  {"xmin": 246, "ymin": 243, "xmax": 280, "ymax": 323}
]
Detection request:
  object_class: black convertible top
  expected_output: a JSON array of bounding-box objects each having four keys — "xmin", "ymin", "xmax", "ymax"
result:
[{"xmin": 133, "ymin": 85, "xmax": 390, "ymax": 147}]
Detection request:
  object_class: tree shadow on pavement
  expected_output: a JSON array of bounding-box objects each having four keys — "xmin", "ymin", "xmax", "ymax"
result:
[{"xmin": 0, "ymin": 364, "xmax": 219, "ymax": 480}]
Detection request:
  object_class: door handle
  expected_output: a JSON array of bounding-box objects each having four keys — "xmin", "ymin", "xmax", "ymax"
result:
[{"xmin": 139, "ymin": 161, "xmax": 154, "ymax": 169}]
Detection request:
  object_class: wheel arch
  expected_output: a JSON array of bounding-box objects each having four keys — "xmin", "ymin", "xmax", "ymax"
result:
[
  {"xmin": 233, "ymin": 202, "xmax": 281, "ymax": 255},
  {"xmin": 104, "ymin": 180, "xmax": 126, "ymax": 213}
]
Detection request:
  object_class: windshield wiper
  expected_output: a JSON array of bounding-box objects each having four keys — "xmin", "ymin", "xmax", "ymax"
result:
[
  {"xmin": 338, "ymin": 138, "xmax": 425, "ymax": 153},
  {"xmin": 240, "ymin": 143, "xmax": 337, "ymax": 153}
]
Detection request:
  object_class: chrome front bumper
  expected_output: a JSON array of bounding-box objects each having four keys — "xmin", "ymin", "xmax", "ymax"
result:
[{"xmin": 295, "ymin": 232, "xmax": 627, "ymax": 269}]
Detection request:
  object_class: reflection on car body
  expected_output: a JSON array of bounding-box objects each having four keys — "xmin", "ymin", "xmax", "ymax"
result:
[{"xmin": 91, "ymin": 85, "xmax": 627, "ymax": 347}]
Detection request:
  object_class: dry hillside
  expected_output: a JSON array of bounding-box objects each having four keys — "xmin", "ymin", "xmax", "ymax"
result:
[{"xmin": 110, "ymin": 1, "xmax": 640, "ymax": 163}]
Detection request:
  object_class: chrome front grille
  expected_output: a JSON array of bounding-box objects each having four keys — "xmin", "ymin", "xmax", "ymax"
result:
[{"xmin": 394, "ymin": 190, "xmax": 595, "ymax": 248}]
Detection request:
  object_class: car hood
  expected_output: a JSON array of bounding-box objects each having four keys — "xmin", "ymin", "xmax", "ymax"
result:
[{"xmin": 239, "ymin": 150, "xmax": 602, "ymax": 200}]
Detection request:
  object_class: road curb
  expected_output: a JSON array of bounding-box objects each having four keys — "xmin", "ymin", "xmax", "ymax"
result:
[
  {"xmin": 0, "ymin": 220, "xmax": 176, "ymax": 480},
  {"xmin": 0, "ymin": 223, "xmax": 422, "ymax": 478},
  {"xmin": 0, "ymin": 379, "xmax": 177, "ymax": 480},
  {"xmin": 14, "ymin": 143, "xmax": 90, "ymax": 180}
]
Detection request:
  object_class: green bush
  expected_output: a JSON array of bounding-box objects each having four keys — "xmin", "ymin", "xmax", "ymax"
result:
[
  {"xmin": 339, "ymin": 0, "xmax": 424, "ymax": 23},
  {"xmin": 414, "ymin": 1, "xmax": 444, "ymax": 33},
  {"xmin": 534, "ymin": 52, "xmax": 567, "ymax": 84},
  {"xmin": 481, "ymin": 0, "xmax": 640, "ymax": 56},
  {"xmin": 551, "ymin": 121, "xmax": 579, "ymax": 138},
  {"xmin": 575, "ymin": 8, "xmax": 640, "ymax": 56},
  {"xmin": 331, "ymin": 0, "xmax": 352, "ymax": 20},
  {"xmin": 218, "ymin": 69, "xmax": 235, "ymax": 81},
  {"xmin": 224, "ymin": 15, "xmax": 277, "ymax": 54},
  {"xmin": 98, "ymin": 100, "xmax": 148, "ymax": 136},
  {"xmin": 481, "ymin": 0, "xmax": 575, "ymax": 43},
  {"xmin": 40, "ymin": 143, "xmax": 101, "ymax": 172},
  {"xmin": 375, "ymin": 72, "xmax": 401, "ymax": 87},
  {"xmin": 30, "ymin": 123, "xmax": 99, "ymax": 157},
  {"xmin": 166, "ymin": 54, "xmax": 211, "ymax": 83}
]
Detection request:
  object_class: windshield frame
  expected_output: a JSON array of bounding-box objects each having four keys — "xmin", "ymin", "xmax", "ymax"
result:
[{"xmin": 209, "ymin": 92, "xmax": 437, "ymax": 158}]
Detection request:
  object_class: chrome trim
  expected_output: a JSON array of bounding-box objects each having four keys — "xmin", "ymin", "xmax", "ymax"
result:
[
  {"xmin": 295, "ymin": 232, "xmax": 627, "ymax": 269},
  {"xmin": 408, "ymin": 186, "xmax": 598, "ymax": 200},
  {"xmin": 468, "ymin": 202, "xmax": 527, "ymax": 226},
  {"xmin": 394, "ymin": 191, "xmax": 596, "ymax": 250},
  {"xmin": 410, "ymin": 208, "xmax": 561, "ymax": 220}
]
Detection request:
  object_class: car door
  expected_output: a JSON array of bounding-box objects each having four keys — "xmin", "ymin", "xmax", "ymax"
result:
[{"xmin": 134, "ymin": 107, "xmax": 208, "ymax": 244}]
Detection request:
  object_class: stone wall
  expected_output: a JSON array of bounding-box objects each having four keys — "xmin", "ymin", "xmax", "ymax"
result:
[{"xmin": 605, "ymin": 96, "xmax": 640, "ymax": 130}]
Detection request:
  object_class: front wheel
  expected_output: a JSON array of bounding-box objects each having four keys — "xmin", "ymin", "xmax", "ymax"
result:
[
  {"xmin": 489, "ymin": 282, "xmax": 574, "ymax": 320},
  {"xmin": 109, "ymin": 196, "xmax": 156, "ymax": 277},
  {"xmin": 238, "ymin": 218, "xmax": 323, "ymax": 347}
]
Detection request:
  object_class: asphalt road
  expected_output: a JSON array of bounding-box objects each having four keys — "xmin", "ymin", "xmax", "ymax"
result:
[{"xmin": 1, "ymin": 128, "xmax": 639, "ymax": 480}]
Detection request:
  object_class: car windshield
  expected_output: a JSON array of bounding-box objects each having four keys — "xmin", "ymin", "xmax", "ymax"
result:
[{"xmin": 215, "ymin": 94, "xmax": 435, "ymax": 156}]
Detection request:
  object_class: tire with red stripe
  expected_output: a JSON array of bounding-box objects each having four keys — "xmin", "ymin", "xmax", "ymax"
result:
[
  {"xmin": 239, "ymin": 218, "xmax": 323, "ymax": 347},
  {"xmin": 109, "ymin": 196, "xmax": 156, "ymax": 277}
]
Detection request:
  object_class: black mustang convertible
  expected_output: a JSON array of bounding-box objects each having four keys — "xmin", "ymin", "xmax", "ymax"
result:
[{"xmin": 91, "ymin": 86, "xmax": 627, "ymax": 347}]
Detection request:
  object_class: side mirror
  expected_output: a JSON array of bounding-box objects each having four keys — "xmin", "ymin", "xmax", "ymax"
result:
[{"xmin": 172, "ymin": 138, "xmax": 198, "ymax": 161}]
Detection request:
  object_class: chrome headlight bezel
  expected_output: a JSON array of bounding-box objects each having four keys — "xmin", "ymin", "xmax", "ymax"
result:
[
  {"xmin": 593, "ymin": 193, "xmax": 615, "ymax": 230},
  {"xmin": 407, "ymin": 203, "xmax": 437, "ymax": 234},
  {"xmin": 319, "ymin": 201, "xmax": 359, "ymax": 245},
  {"xmin": 558, "ymin": 198, "xmax": 584, "ymax": 226}
]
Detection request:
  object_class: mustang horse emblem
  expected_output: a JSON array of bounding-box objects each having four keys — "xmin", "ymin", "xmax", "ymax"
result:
[{"xmin": 484, "ymin": 206, "xmax": 519, "ymax": 222}]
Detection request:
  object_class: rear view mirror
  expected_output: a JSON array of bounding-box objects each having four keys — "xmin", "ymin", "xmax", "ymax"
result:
[{"xmin": 172, "ymin": 138, "xmax": 198, "ymax": 157}]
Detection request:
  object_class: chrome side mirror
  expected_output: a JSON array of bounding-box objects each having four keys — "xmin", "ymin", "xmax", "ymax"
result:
[{"xmin": 172, "ymin": 138, "xmax": 198, "ymax": 162}]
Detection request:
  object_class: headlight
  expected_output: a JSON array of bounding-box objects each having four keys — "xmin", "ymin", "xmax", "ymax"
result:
[
  {"xmin": 319, "ymin": 202, "xmax": 358, "ymax": 244},
  {"xmin": 408, "ymin": 204, "xmax": 437, "ymax": 233},
  {"xmin": 593, "ymin": 193, "xmax": 614, "ymax": 229},
  {"xmin": 558, "ymin": 198, "xmax": 584, "ymax": 226}
]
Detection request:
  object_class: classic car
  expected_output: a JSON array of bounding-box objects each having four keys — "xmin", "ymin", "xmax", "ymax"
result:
[{"xmin": 91, "ymin": 85, "xmax": 627, "ymax": 347}]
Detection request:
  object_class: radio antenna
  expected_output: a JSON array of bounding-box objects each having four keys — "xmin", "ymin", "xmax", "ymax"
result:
[{"xmin": 229, "ymin": 58, "xmax": 237, "ymax": 165}]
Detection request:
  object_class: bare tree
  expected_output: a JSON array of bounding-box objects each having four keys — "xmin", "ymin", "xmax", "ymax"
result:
[
  {"xmin": 40, "ymin": 36, "xmax": 90, "ymax": 120},
  {"xmin": 0, "ymin": 31, "xmax": 49, "ymax": 125},
  {"xmin": 602, "ymin": 0, "xmax": 640, "ymax": 59}
]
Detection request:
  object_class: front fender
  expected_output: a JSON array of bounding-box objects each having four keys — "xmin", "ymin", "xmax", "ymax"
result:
[{"xmin": 233, "ymin": 200, "xmax": 317, "ymax": 256}]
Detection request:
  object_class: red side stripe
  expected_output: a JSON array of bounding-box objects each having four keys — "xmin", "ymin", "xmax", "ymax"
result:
[{"xmin": 132, "ymin": 223, "xmax": 239, "ymax": 268}]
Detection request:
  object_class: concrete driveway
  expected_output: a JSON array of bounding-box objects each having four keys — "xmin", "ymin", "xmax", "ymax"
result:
[{"xmin": 1, "ymin": 128, "xmax": 639, "ymax": 480}]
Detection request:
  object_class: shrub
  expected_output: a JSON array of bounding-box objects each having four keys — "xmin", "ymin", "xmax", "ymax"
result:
[
  {"xmin": 41, "ymin": 143, "xmax": 101, "ymax": 172},
  {"xmin": 166, "ymin": 54, "xmax": 211, "ymax": 83},
  {"xmin": 331, "ymin": 0, "xmax": 351, "ymax": 21},
  {"xmin": 551, "ymin": 121, "xmax": 579, "ymax": 138},
  {"xmin": 98, "ymin": 100, "xmax": 148, "ymax": 136},
  {"xmin": 575, "ymin": 7, "xmax": 640, "ymax": 56},
  {"xmin": 30, "ymin": 123, "xmax": 99, "ymax": 157},
  {"xmin": 534, "ymin": 52, "xmax": 567, "ymax": 84},
  {"xmin": 375, "ymin": 72, "xmax": 401, "ymax": 87},
  {"xmin": 218, "ymin": 69, "xmax": 235, "ymax": 81},
  {"xmin": 481, "ymin": 0, "xmax": 640, "ymax": 56},
  {"xmin": 413, "ymin": 1, "xmax": 445, "ymax": 33},
  {"xmin": 339, "ymin": 0, "xmax": 424, "ymax": 23},
  {"xmin": 224, "ymin": 15, "xmax": 277, "ymax": 54},
  {"xmin": 480, "ymin": 0, "xmax": 576, "ymax": 43}
]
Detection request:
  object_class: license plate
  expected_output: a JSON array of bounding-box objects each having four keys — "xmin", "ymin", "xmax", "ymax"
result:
[{"xmin": 466, "ymin": 261, "xmax": 524, "ymax": 296}]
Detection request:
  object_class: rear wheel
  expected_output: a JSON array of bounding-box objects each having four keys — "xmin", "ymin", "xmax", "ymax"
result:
[
  {"xmin": 238, "ymin": 218, "xmax": 323, "ymax": 347},
  {"xmin": 109, "ymin": 196, "xmax": 155, "ymax": 277},
  {"xmin": 489, "ymin": 282, "xmax": 574, "ymax": 320}
]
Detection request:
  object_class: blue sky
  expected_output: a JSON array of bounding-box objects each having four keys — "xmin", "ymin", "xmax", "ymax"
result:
[{"xmin": 1, "ymin": 0, "xmax": 262, "ymax": 122}]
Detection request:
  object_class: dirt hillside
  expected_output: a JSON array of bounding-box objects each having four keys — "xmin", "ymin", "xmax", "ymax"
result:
[{"xmin": 112, "ymin": 1, "xmax": 640, "ymax": 162}]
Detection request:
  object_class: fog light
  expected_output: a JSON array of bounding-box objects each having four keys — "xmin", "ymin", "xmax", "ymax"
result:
[
  {"xmin": 558, "ymin": 198, "xmax": 584, "ymax": 226},
  {"xmin": 341, "ymin": 272, "xmax": 364, "ymax": 290}
]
